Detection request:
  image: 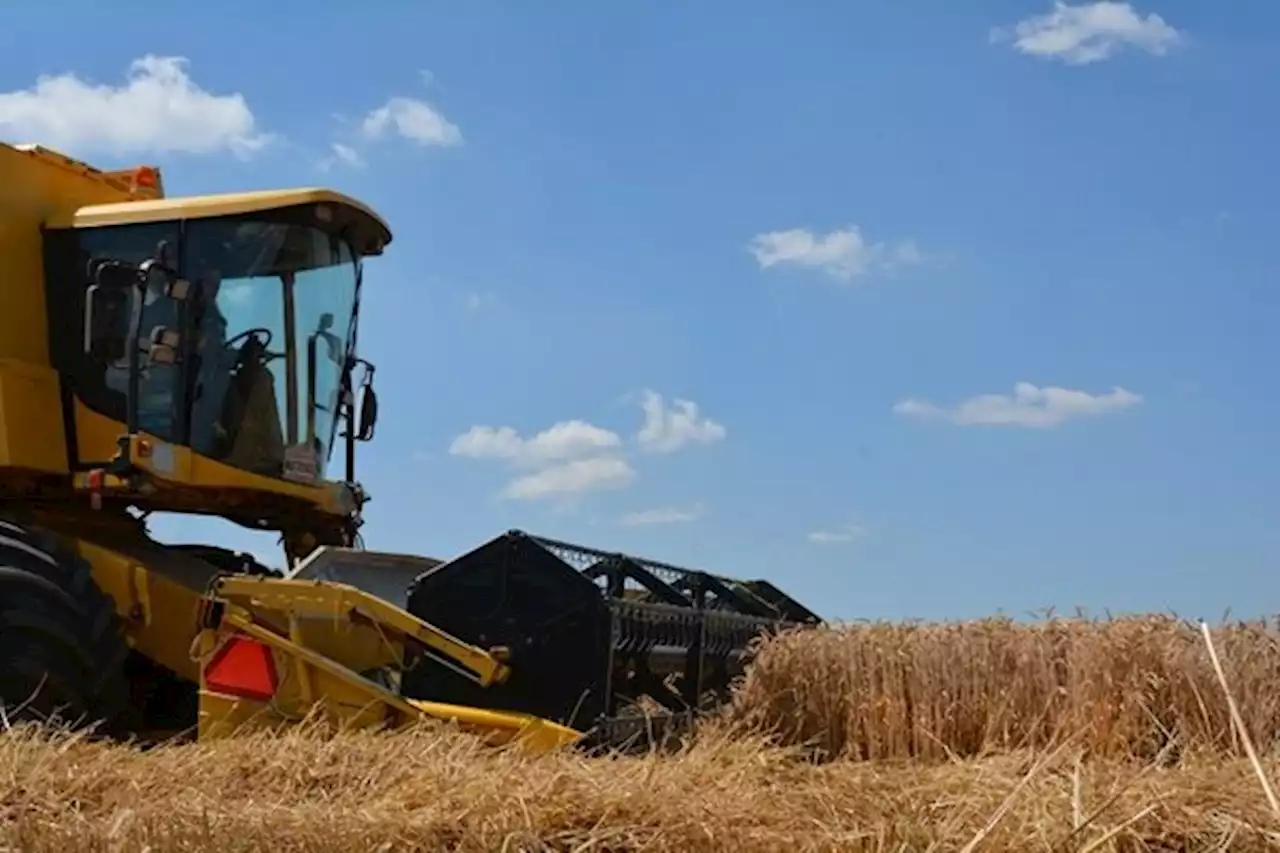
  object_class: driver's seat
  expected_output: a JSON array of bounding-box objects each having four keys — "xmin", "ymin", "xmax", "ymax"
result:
[{"xmin": 218, "ymin": 338, "xmax": 286, "ymax": 477}]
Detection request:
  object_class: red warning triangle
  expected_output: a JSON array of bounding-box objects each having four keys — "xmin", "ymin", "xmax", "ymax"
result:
[{"xmin": 204, "ymin": 635, "xmax": 278, "ymax": 702}]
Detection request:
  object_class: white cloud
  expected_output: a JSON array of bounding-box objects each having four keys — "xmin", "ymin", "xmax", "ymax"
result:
[
  {"xmin": 748, "ymin": 225, "xmax": 924, "ymax": 283},
  {"xmin": 361, "ymin": 96, "xmax": 462, "ymax": 147},
  {"xmin": 991, "ymin": 2, "xmax": 1183, "ymax": 65},
  {"xmin": 451, "ymin": 419, "xmax": 631, "ymax": 501},
  {"xmin": 315, "ymin": 141, "xmax": 366, "ymax": 173},
  {"xmin": 808, "ymin": 522, "xmax": 866, "ymax": 545},
  {"xmin": 0, "ymin": 56, "xmax": 273, "ymax": 158},
  {"xmin": 451, "ymin": 391, "xmax": 725, "ymax": 503},
  {"xmin": 893, "ymin": 382, "xmax": 1142, "ymax": 428},
  {"xmin": 330, "ymin": 142, "xmax": 365, "ymax": 168},
  {"xmin": 450, "ymin": 420, "xmax": 622, "ymax": 467},
  {"xmin": 636, "ymin": 390, "xmax": 727, "ymax": 453},
  {"xmin": 503, "ymin": 457, "xmax": 636, "ymax": 501},
  {"xmin": 620, "ymin": 504, "xmax": 705, "ymax": 527}
]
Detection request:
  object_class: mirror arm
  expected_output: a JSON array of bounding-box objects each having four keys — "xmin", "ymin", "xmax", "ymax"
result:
[
  {"xmin": 343, "ymin": 387, "xmax": 357, "ymax": 483},
  {"xmin": 306, "ymin": 333, "xmax": 318, "ymax": 450}
]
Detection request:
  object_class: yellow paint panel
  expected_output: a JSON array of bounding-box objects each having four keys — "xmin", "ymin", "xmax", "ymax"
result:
[
  {"xmin": 72, "ymin": 400, "xmax": 349, "ymax": 516},
  {"xmin": 197, "ymin": 691, "xmax": 272, "ymax": 740},
  {"xmin": 0, "ymin": 360, "xmax": 68, "ymax": 473},
  {"xmin": 76, "ymin": 539, "xmax": 206, "ymax": 683},
  {"xmin": 73, "ymin": 399, "xmax": 128, "ymax": 467},
  {"xmin": 180, "ymin": 447, "xmax": 347, "ymax": 508}
]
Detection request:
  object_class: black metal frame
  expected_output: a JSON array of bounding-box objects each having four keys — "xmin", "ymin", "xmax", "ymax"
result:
[
  {"xmin": 400, "ymin": 529, "xmax": 820, "ymax": 751},
  {"xmin": 533, "ymin": 533, "xmax": 818, "ymax": 712},
  {"xmin": 532, "ymin": 533, "xmax": 821, "ymax": 622}
]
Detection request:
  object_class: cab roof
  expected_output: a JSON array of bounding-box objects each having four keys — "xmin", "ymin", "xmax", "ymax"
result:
[{"xmin": 46, "ymin": 187, "xmax": 393, "ymax": 257}]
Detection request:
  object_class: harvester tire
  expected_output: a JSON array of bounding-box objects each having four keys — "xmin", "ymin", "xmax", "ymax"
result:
[{"xmin": 0, "ymin": 520, "xmax": 130, "ymax": 734}]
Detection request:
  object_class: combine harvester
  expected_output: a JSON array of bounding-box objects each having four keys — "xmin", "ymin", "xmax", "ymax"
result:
[{"xmin": 0, "ymin": 141, "xmax": 821, "ymax": 753}]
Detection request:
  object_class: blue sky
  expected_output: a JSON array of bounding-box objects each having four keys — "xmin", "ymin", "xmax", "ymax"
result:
[{"xmin": 1, "ymin": 2, "xmax": 1276, "ymax": 622}]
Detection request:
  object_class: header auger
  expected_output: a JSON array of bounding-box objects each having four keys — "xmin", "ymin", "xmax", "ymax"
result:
[{"xmin": 0, "ymin": 140, "xmax": 821, "ymax": 754}]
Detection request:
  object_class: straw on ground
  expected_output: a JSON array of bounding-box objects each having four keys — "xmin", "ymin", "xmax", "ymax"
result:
[
  {"xmin": 1, "ymin": 723, "xmax": 1278, "ymax": 852},
  {"xmin": 4, "ymin": 611, "xmax": 1279, "ymax": 851}
]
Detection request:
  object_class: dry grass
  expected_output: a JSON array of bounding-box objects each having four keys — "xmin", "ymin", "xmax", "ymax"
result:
[
  {"xmin": 729, "ymin": 613, "xmax": 1280, "ymax": 762},
  {"xmin": 1, "ymin": 721, "xmax": 1279, "ymax": 852},
  {"xmin": 4, "ymin": 612, "xmax": 1280, "ymax": 850}
]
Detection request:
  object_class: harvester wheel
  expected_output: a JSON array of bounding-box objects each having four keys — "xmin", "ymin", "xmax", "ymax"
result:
[{"xmin": 0, "ymin": 521, "xmax": 130, "ymax": 734}]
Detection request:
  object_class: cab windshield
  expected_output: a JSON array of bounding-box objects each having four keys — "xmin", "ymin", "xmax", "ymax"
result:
[{"xmin": 183, "ymin": 217, "xmax": 357, "ymax": 480}]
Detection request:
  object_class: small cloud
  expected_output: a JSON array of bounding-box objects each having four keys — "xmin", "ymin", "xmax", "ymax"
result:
[
  {"xmin": 748, "ymin": 225, "xmax": 924, "ymax": 283},
  {"xmin": 451, "ymin": 420, "xmax": 622, "ymax": 467},
  {"xmin": 330, "ymin": 142, "xmax": 365, "ymax": 168},
  {"xmin": 620, "ymin": 504, "xmax": 705, "ymax": 527},
  {"xmin": 893, "ymin": 382, "xmax": 1142, "ymax": 428},
  {"xmin": 315, "ymin": 141, "xmax": 366, "ymax": 173},
  {"xmin": 991, "ymin": 2, "xmax": 1183, "ymax": 65},
  {"xmin": 451, "ymin": 390, "xmax": 725, "ymax": 504},
  {"xmin": 450, "ymin": 417, "xmax": 634, "ymax": 502},
  {"xmin": 808, "ymin": 521, "xmax": 866, "ymax": 545},
  {"xmin": 502, "ymin": 457, "xmax": 636, "ymax": 501},
  {"xmin": 361, "ymin": 96, "xmax": 462, "ymax": 147},
  {"xmin": 0, "ymin": 55, "xmax": 274, "ymax": 158},
  {"xmin": 635, "ymin": 390, "xmax": 726, "ymax": 454}
]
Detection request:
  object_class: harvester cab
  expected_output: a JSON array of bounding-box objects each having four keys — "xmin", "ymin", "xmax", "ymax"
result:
[
  {"xmin": 0, "ymin": 141, "xmax": 820, "ymax": 753},
  {"xmin": 45, "ymin": 181, "xmax": 387, "ymax": 561}
]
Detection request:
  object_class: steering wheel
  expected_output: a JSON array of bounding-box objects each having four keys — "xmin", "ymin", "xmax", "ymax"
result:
[
  {"xmin": 225, "ymin": 327, "xmax": 273, "ymax": 349},
  {"xmin": 224, "ymin": 326, "xmax": 285, "ymax": 364}
]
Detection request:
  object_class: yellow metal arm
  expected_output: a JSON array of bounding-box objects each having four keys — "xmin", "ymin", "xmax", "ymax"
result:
[
  {"xmin": 200, "ymin": 601, "xmax": 579, "ymax": 752},
  {"xmin": 210, "ymin": 575, "xmax": 512, "ymax": 687}
]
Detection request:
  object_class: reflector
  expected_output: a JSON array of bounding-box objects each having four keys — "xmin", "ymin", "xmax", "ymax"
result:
[{"xmin": 204, "ymin": 635, "xmax": 278, "ymax": 702}]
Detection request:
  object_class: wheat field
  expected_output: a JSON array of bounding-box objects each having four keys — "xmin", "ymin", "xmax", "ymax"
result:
[
  {"xmin": 730, "ymin": 613, "xmax": 1280, "ymax": 762},
  {"xmin": 2, "ymin": 613, "xmax": 1278, "ymax": 852}
]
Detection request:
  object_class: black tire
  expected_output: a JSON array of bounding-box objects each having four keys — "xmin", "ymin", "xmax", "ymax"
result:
[{"xmin": 0, "ymin": 520, "xmax": 130, "ymax": 733}]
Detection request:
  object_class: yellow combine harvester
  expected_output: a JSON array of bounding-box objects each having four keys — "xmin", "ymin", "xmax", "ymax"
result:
[{"xmin": 0, "ymin": 141, "xmax": 819, "ymax": 753}]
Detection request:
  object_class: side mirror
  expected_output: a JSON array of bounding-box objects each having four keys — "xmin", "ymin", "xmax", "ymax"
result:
[{"xmin": 356, "ymin": 366, "xmax": 378, "ymax": 442}]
